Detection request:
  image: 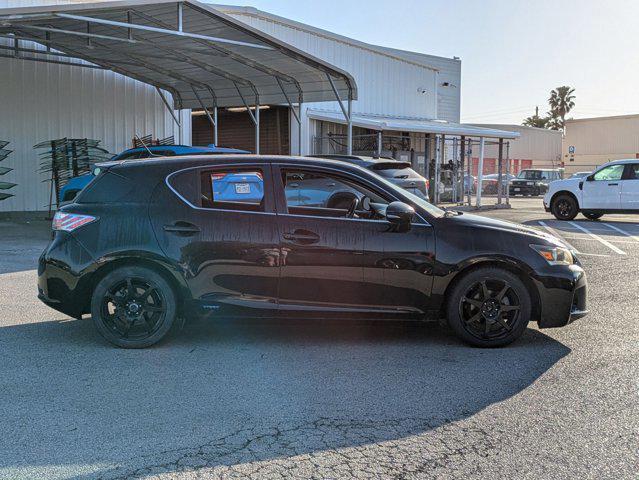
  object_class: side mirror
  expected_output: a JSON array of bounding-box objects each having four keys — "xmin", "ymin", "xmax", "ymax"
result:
[
  {"xmin": 586, "ymin": 174, "xmax": 595, "ymax": 182},
  {"xmin": 385, "ymin": 201, "xmax": 414, "ymax": 230}
]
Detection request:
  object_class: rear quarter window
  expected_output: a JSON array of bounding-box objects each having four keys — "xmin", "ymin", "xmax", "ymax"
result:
[
  {"xmin": 167, "ymin": 167, "xmax": 265, "ymax": 211},
  {"xmin": 77, "ymin": 171, "xmax": 136, "ymax": 203}
]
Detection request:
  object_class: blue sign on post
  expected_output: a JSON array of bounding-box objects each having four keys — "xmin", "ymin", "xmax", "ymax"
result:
[{"xmin": 568, "ymin": 145, "xmax": 576, "ymax": 154}]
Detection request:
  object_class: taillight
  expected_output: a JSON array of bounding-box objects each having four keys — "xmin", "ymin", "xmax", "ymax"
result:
[
  {"xmin": 52, "ymin": 212, "xmax": 97, "ymax": 232},
  {"xmin": 210, "ymin": 173, "xmax": 226, "ymax": 182}
]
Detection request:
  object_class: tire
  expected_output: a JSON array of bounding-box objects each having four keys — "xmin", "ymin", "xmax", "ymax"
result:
[
  {"xmin": 583, "ymin": 212, "xmax": 603, "ymax": 220},
  {"xmin": 551, "ymin": 194, "xmax": 579, "ymax": 221},
  {"xmin": 446, "ymin": 267, "xmax": 531, "ymax": 348},
  {"xmin": 91, "ymin": 265, "xmax": 177, "ymax": 348}
]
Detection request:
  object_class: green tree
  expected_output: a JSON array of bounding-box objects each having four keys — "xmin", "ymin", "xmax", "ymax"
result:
[
  {"xmin": 548, "ymin": 86, "xmax": 576, "ymax": 130},
  {"xmin": 522, "ymin": 106, "xmax": 549, "ymax": 128}
]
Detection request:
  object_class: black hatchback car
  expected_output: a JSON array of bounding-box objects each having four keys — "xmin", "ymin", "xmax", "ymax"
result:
[{"xmin": 38, "ymin": 155, "xmax": 587, "ymax": 348}]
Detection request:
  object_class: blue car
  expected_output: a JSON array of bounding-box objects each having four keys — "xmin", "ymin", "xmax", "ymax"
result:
[{"xmin": 59, "ymin": 144, "xmax": 248, "ymax": 202}]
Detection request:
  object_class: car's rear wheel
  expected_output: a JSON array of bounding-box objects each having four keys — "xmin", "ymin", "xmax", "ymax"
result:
[
  {"xmin": 583, "ymin": 212, "xmax": 603, "ymax": 220},
  {"xmin": 91, "ymin": 266, "xmax": 177, "ymax": 348},
  {"xmin": 551, "ymin": 194, "xmax": 579, "ymax": 221},
  {"xmin": 446, "ymin": 267, "xmax": 531, "ymax": 347}
]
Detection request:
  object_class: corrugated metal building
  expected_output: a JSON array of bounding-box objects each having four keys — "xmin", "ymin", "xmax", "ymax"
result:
[
  {"xmin": 563, "ymin": 114, "xmax": 639, "ymax": 174},
  {"xmin": 0, "ymin": 0, "xmax": 515, "ymax": 213},
  {"xmin": 471, "ymin": 124, "xmax": 562, "ymax": 174},
  {"xmin": 0, "ymin": 0, "xmax": 189, "ymax": 213}
]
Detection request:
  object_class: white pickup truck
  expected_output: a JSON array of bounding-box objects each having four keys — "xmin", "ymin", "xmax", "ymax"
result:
[{"xmin": 544, "ymin": 159, "xmax": 639, "ymax": 220}]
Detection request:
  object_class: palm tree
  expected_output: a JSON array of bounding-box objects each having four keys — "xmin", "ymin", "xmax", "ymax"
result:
[
  {"xmin": 548, "ymin": 86, "xmax": 575, "ymax": 130},
  {"xmin": 522, "ymin": 106, "xmax": 549, "ymax": 128}
]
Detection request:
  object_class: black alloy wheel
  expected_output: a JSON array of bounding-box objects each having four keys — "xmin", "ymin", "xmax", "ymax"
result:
[
  {"xmin": 447, "ymin": 268, "xmax": 531, "ymax": 347},
  {"xmin": 552, "ymin": 194, "xmax": 578, "ymax": 221},
  {"xmin": 91, "ymin": 266, "xmax": 177, "ymax": 348}
]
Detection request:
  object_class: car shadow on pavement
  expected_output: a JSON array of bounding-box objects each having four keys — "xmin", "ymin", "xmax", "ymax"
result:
[{"xmin": 0, "ymin": 316, "xmax": 570, "ymax": 479}]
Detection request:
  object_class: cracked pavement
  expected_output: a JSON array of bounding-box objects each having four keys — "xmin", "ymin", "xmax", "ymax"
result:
[{"xmin": 0, "ymin": 203, "xmax": 637, "ymax": 479}]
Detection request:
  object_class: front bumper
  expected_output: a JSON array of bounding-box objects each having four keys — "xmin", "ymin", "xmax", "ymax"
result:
[
  {"xmin": 510, "ymin": 184, "xmax": 543, "ymax": 195},
  {"xmin": 535, "ymin": 263, "xmax": 588, "ymax": 328}
]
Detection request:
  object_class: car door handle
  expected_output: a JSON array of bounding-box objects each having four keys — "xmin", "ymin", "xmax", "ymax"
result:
[
  {"xmin": 282, "ymin": 230, "xmax": 320, "ymax": 244},
  {"xmin": 163, "ymin": 222, "xmax": 201, "ymax": 236},
  {"xmin": 608, "ymin": 183, "xmax": 619, "ymax": 186}
]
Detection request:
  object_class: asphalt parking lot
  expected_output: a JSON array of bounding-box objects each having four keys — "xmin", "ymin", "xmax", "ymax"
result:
[{"xmin": 0, "ymin": 198, "xmax": 637, "ymax": 479}]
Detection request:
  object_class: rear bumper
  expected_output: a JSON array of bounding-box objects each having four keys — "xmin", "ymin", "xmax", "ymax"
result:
[
  {"xmin": 37, "ymin": 233, "xmax": 94, "ymax": 318},
  {"xmin": 535, "ymin": 264, "xmax": 588, "ymax": 328}
]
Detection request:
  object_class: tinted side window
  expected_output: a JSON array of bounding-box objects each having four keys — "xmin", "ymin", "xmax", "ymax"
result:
[
  {"xmin": 626, "ymin": 164, "xmax": 639, "ymax": 180},
  {"xmin": 593, "ymin": 164, "xmax": 624, "ymax": 181},
  {"xmin": 281, "ymin": 169, "xmax": 389, "ymax": 218},
  {"xmin": 116, "ymin": 151, "xmax": 142, "ymax": 160},
  {"xmin": 199, "ymin": 168, "xmax": 265, "ymax": 212}
]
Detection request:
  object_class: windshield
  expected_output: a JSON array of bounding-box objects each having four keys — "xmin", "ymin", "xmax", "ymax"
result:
[{"xmin": 517, "ymin": 170, "xmax": 556, "ymax": 180}]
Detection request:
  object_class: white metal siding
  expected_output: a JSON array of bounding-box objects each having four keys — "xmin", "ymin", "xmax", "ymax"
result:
[
  {"xmin": 222, "ymin": 12, "xmax": 439, "ymax": 120},
  {"xmin": 376, "ymin": 47, "xmax": 461, "ymax": 123},
  {"xmin": 0, "ymin": 55, "xmax": 181, "ymax": 212}
]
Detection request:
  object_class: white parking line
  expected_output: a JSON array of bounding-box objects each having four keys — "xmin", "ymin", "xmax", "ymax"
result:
[
  {"xmin": 538, "ymin": 221, "xmax": 580, "ymax": 253},
  {"xmin": 569, "ymin": 222, "xmax": 627, "ymax": 255},
  {"xmin": 603, "ymin": 223, "xmax": 639, "ymax": 243}
]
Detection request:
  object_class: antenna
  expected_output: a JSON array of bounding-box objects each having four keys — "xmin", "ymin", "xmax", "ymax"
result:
[{"xmin": 134, "ymin": 134, "xmax": 160, "ymax": 157}]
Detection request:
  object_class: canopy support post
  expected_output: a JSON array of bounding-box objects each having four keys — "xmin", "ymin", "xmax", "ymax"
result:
[
  {"xmin": 275, "ymin": 77, "xmax": 302, "ymax": 155},
  {"xmin": 497, "ymin": 138, "xmax": 504, "ymax": 205},
  {"xmin": 505, "ymin": 141, "xmax": 511, "ymax": 206},
  {"xmin": 377, "ymin": 131, "xmax": 383, "ymax": 157},
  {"xmin": 213, "ymin": 107, "xmax": 218, "ymax": 146},
  {"xmin": 233, "ymin": 85, "xmax": 260, "ymax": 154},
  {"xmin": 476, "ymin": 137, "xmax": 486, "ymax": 208},
  {"xmin": 434, "ymin": 135, "xmax": 441, "ymax": 204},
  {"xmin": 156, "ymin": 87, "xmax": 181, "ymax": 129},
  {"xmin": 347, "ymin": 91, "xmax": 353, "ymax": 155},
  {"xmin": 254, "ymin": 94, "xmax": 260, "ymax": 155},
  {"xmin": 191, "ymin": 85, "xmax": 216, "ymax": 140},
  {"xmin": 326, "ymin": 73, "xmax": 352, "ymax": 155},
  {"xmin": 460, "ymin": 136, "xmax": 466, "ymax": 206},
  {"xmin": 298, "ymin": 93, "xmax": 303, "ymax": 156}
]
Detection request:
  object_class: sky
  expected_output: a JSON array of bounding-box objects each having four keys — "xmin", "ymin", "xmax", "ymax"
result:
[{"xmin": 213, "ymin": 0, "xmax": 639, "ymax": 125}]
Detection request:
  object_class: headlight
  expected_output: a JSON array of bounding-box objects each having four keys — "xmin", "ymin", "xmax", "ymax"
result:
[{"xmin": 530, "ymin": 244, "xmax": 574, "ymax": 265}]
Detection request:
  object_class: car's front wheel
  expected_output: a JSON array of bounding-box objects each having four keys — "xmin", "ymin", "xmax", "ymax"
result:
[
  {"xmin": 551, "ymin": 194, "xmax": 579, "ymax": 221},
  {"xmin": 446, "ymin": 267, "xmax": 531, "ymax": 347},
  {"xmin": 91, "ymin": 265, "xmax": 177, "ymax": 348}
]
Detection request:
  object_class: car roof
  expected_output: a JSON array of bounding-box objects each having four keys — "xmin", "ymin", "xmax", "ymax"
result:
[
  {"xmin": 605, "ymin": 158, "xmax": 638, "ymax": 165},
  {"xmin": 519, "ymin": 168, "xmax": 560, "ymax": 172},
  {"xmin": 118, "ymin": 145, "xmax": 248, "ymax": 154},
  {"xmin": 97, "ymin": 154, "xmax": 376, "ymax": 172},
  {"xmin": 307, "ymin": 154, "xmax": 410, "ymax": 168}
]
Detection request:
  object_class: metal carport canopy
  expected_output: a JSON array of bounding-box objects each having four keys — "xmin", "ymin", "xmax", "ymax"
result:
[
  {"xmin": 0, "ymin": 0, "xmax": 361, "ymax": 154},
  {"xmin": 307, "ymin": 110, "xmax": 521, "ymax": 139},
  {"xmin": 0, "ymin": 0, "xmax": 357, "ymax": 110}
]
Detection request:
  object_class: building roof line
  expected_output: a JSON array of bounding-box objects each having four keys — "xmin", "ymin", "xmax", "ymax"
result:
[
  {"xmin": 470, "ymin": 123, "xmax": 564, "ymax": 134},
  {"xmin": 566, "ymin": 113, "xmax": 639, "ymax": 123},
  {"xmin": 211, "ymin": 3, "xmax": 442, "ymax": 72}
]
